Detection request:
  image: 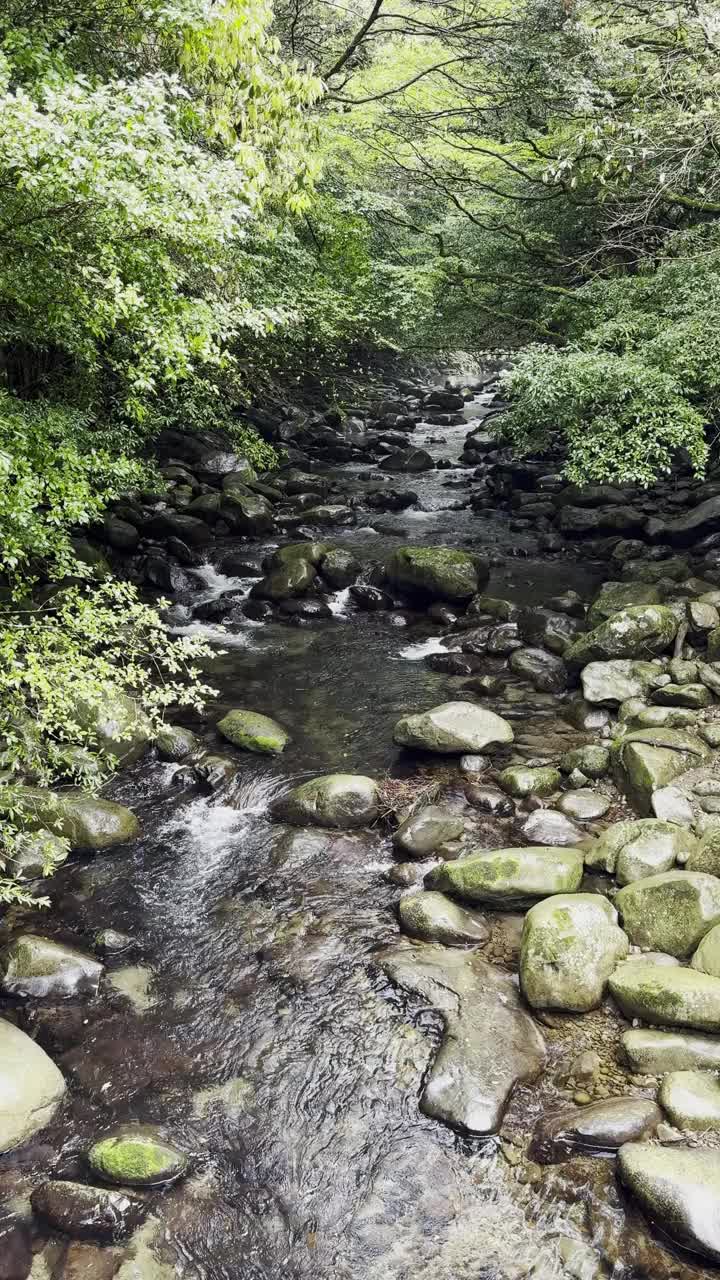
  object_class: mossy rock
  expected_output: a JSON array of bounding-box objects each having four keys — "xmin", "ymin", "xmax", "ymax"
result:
[
  {"xmin": 155, "ymin": 725, "xmax": 198, "ymax": 762},
  {"xmin": 611, "ymin": 727, "xmax": 711, "ymax": 815},
  {"xmin": 272, "ymin": 774, "xmax": 378, "ymax": 828},
  {"xmin": 16, "ymin": 787, "xmax": 139, "ymax": 852},
  {"xmin": 88, "ymin": 1128, "xmax": 188, "ymax": 1187},
  {"xmin": 585, "ymin": 818, "xmax": 697, "ymax": 884},
  {"xmin": 217, "ymin": 710, "xmax": 289, "ymax": 755},
  {"xmin": 499, "ymin": 765, "xmax": 561, "ymax": 798},
  {"xmin": 386, "ymin": 545, "xmax": 487, "ymax": 602},
  {"xmin": 587, "ymin": 581, "xmax": 662, "ymax": 627},
  {"xmin": 393, "ymin": 701, "xmax": 513, "ymax": 755},
  {"xmin": 520, "ymin": 893, "xmax": 628, "ymax": 1012},
  {"xmin": 616, "ymin": 871, "xmax": 720, "ymax": 957},
  {"xmin": 565, "ymin": 605, "xmax": 678, "ymax": 666},
  {"xmin": 610, "ymin": 963, "xmax": 720, "ymax": 1031},
  {"xmin": 426, "ymin": 846, "xmax": 584, "ymax": 908},
  {"xmin": 560, "ymin": 744, "xmax": 610, "ymax": 779}
]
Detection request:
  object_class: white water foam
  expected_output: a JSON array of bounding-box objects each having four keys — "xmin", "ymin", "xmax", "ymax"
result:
[
  {"xmin": 397, "ymin": 636, "xmax": 450, "ymax": 660},
  {"xmin": 327, "ymin": 587, "xmax": 352, "ymax": 618}
]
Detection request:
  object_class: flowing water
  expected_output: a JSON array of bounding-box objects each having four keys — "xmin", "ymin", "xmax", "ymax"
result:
[{"xmin": 3, "ymin": 395, "xmax": 695, "ymax": 1280}]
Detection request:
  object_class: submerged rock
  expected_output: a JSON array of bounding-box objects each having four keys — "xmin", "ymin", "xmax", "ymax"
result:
[
  {"xmin": 271, "ymin": 774, "xmax": 378, "ymax": 828},
  {"xmin": 618, "ymin": 1143, "xmax": 720, "ymax": 1262},
  {"xmin": 386, "ymin": 545, "xmax": 487, "ymax": 602},
  {"xmin": 392, "ymin": 805, "xmax": 464, "ymax": 857},
  {"xmin": 88, "ymin": 1127, "xmax": 188, "ymax": 1187},
  {"xmin": 31, "ymin": 1180, "xmax": 146, "ymax": 1241},
  {"xmin": 659, "ymin": 1070, "xmax": 720, "ymax": 1131},
  {"xmin": 616, "ymin": 871, "xmax": 720, "ymax": 957},
  {"xmin": 623, "ymin": 1027, "xmax": 720, "ymax": 1074},
  {"xmin": 520, "ymin": 894, "xmax": 628, "ymax": 1012},
  {"xmin": 379, "ymin": 944, "xmax": 545, "ymax": 1134},
  {"xmin": 217, "ymin": 709, "xmax": 289, "ymax": 755},
  {"xmin": 426, "ymin": 846, "xmax": 583, "ymax": 908},
  {"xmin": 530, "ymin": 1098, "xmax": 660, "ymax": 1163},
  {"xmin": 609, "ymin": 963, "xmax": 720, "ymax": 1031},
  {"xmin": 393, "ymin": 701, "xmax": 513, "ymax": 754},
  {"xmin": 398, "ymin": 891, "xmax": 489, "ymax": 945},
  {"xmin": 0, "ymin": 1018, "xmax": 66, "ymax": 1153},
  {"xmin": 0, "ymin": 935, "xmax": 103, "ymax": 999}
]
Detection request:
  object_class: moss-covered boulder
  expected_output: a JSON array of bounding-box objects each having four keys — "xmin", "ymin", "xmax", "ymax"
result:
[
  {"xmin": 585, "ymin": 818, "xmax": 696, "ymax": 884},
  {"xmin": 520, "ymin": 893, "xmax": 629, "ymax": 1012},
  {"xmin": 386, "ymin": 545, "xmax": 488, "ymax": 602},
  {"xmin": 7, "ymin": 830, "xmax": 69, "ymax": 880},
  {"xmin": 271, "ymin": 774, "xmax": 378, "ymax": 828},
  {"xmin": 618, "ymin": 1144, "xmax": 720, "ymax": 1263},
  {"xmin": 691, "ymin": 923, "xmax": 720, "ymax": 977},
  {"xmin": 320, "ymin": 548, "xmax": 360, "ymax": 589},
  {"xmin": 565, "ymin": 605, "xmax": 678, "ymax": 666},
  {"xmin": 70, "ymin": 690, "xmax": 152, "ymax": 765},
  {"xmin": 499, "ymin": 765, "xmax": 561, "ymax": 798},
  {"xmin": 393, "ymin": 701, "xmax": 513, "ymax": 754},
  {"xmin": 16, "ymin": 787, "xmax": 139, "ymax": 852},
  {"xmin": 580, "ymin": 660, "xmax": 663, "ymax": 706},
  {"xmin": 399, "ymin": 891, "xmax": 489, "ymax": 945},
  {"xmin": 1, "ymin": 935, "xmax": 103, "ymax": 999},
  {"xmin": 610, "ymin": 962, "xmax": 720, "ymax": 1031},
  {"xmin": 88, "ymin": 1127, "xmax": 188, "ymax": 1187},
  {"xmin": 611, "ymin": 727, "xmax": 711, "ymax": 815},
  {"xmin": 587, "ymin": 582, "xmax": 662, "ymax": 627},
  {"xmin": 223, "ymin": 492, "xmax": 274, "ymax": 534},
  {"xmin": 616, "ymin": 871, "xmax": 720, "ymax": 956},
  {"xmin": 0, "ymin": 1018, "xmax": 66, "ymax": 1153},
  {"xmin": 252, "ymin": 558, "xmax": 317, "ymax": 601},
  {"xmin": 217, "ymin": 710, "xmax": 289, "ymax": 755},
  {"xmin": 560, "ymin": 744, "xmax": 610, "ymax": 779},
  {"xmin": 426, "ymin": 846, "xmax": 584, "ymax": 908},
  {"xmin": 687, "ymin": 828, "xmax": 720, "ymax": 876}
]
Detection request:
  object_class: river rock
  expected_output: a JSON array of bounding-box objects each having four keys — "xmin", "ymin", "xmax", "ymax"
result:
[
  {"xmin": 464, "ymin": 783, "xmax": 515, "ymax": 815},
  {"xmin": 252, "ymin": 558, "xmax": 317, "ymax": 601},
  {"xmin": 520, "ymin": 894, "xmax": 629, "ymax": 1012},
  {"xmin": 659, "ymin": 1070, "xmax": 720, "ymax": 1131},
  {"xmin": 564, "ymin": 606, "xmax": 678, "ymax": 666},
  {"xmin": 70, "ymin": 690, "xmax": 151, "ymax": 765},
  {"xmin": 508, "ymin": 648, "xmax": 568, "ymax": 694},
  {"xmin": 216, "ymin": 709, "xmax": 289, "ymax": 755},
  {"xmin": 88, "ymin": 1127, "xmax": 188, "ymax": 1187},
  {"xmin": 691, "ymin": 922, "xmax": 720, "ymax": 977},
  {"xmin": 499, "ymin": 766, "xmax": 561, "ymax": 798},
  {"xmin": 560, "ymin": 745, "xmax": 610, "ymax": 779},
  {"xmin": 623, "ymin": 1028, "xmax": 720, "ymax": 1074},
  {"xmin": 379, "ymin": 944, "xmax": 545, "ymax": 1134},
  {"xmin": 31, "ymin": 1180, "xmax": 146, "ymax": 1242},
  {"xmin": 687, "ymin": 828, "xmax": 720, "ymax": 875},
  {"xmin": 7, "ymin": 830, "xmax": 69, "ymax": 880},
  {"xmin": 651, "ymin": 784, "xmax": 695, "ymax": 825},
  {"xmin": 653, "ymin": 682, "xmax": 713, "ymax": 709},
  {"xmin": 0, "ymin": 1018, "xmax": 66, "ymax": 1152},
  {"xmin": 558, "ymin": 789, "xmax": 611, "ymax": 821},
  {"xmin": 386, "ymin": 546, "xmax": 488, "ymax": 602},
  {"xmin": 580, "ymin": 660, "xmax": 662, "ymax": 706},
  {"xmin": 516, "ymin": 607, "xmax": 583, "ymax": 656},
  {"xmin": 16, "ymin": 787, "xmax": 139, "ymax": 851},
  {"xmin": 520, "ymin": 809, "xmax": 583, "ymax": 846},
  {"xmin": 393, "ymin": 701, "xmax": 513, "ymax": 754},
  {"xmin": 155, "ymin": 725, "xmax": 198, "ymax": 761},
  {"xmin": 609, "ymin": 963, "xmax": 720, "ymax": 1031},
  {"xmin": 427, "ymin": 847, "xmax": 583, "ymax": 907},
  {"xmin": 530, "ymin": 1097, "xmax": 660, "ymax": 1163},
  {"xmin": 382, "ymin": 447, "xmax": 433, "ymax": 473},
  {"xmin": 585, "ymin": 818, "xmax": 696, "ymax": 883},
  {"xmin": 587, "ymin": 582, "xmax": 662, "ymax": 627},
  {"xmin": 399, "ymin": 891, "xmax": 489, "ymax": 945},
  {"xmin": 320, "ymin": 548, "xmax": 360, "ymax": 589},
  {"xmin": 618, "ymin": 1143, "xmax": 720, "ymax": 1263},
  {"xmin": 0, "ymin": 935, "xmax": 104, "ymax": 999},
  {"xmin": 393, "ymin": 806, "xmax": 464, "ymax": 857},
  {"xmin": 611, "ymin": 728, "xmax": 711, "ymax": 815},
  {"xmin": 271, "ymin": 774, "xmax": 378, "ymax": 828},
  {"xmin": 616, "ymin": 871, "xmax": 720, "ymax": 956}
]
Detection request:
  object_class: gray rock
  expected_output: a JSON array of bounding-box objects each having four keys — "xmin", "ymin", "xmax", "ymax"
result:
[
  {"xmin": 516, "ymin": 607, "xmax": 582, "ymax": 656},
  {"xmin": 0, "ymin": 1018, "xmax": 66, "ymax": 1153},
  {"xmin": 558, "ymin": 789, "xmax": 611, "ymax": 821},
  {"xmin": 0, "ymin": 935, "xmax": 103, "ymax": 999},
  {"xmin": 587, "ymin": 582, "xmax": 662, "ymax": 627},
  {"xmin": 520, "ymin": 893, "xmax": 628, "ymax": 1012},
  {"xmin": 691, "ymin": 923, "xmax": 720, "ymax": 977},
  {"xmin": 688, "ymin": 828, "xmax": 720, "ymax": 875},
  {"xmin": 580, "ymin": 660, "xmax": 662, "ymax": 706},
  {"xmin": 564, "ymin": 605, "xmax": 678, "ymax": 665},
  {"xmin": 6, "ymin": 830, "xmax": 69, "ymax": 880},
  {"xmin": 464, "ymin": 783, "xmax": 515, "ymax": 815},
  {"xmin": 393, "ymin": 806, "xmax": 464, "ymax": 858},
  {"xmin": 653, "ymin": 494, "xmax": 720, "ymax": 546},
  {"xmin": 530, "ymin": 1097, "xmax": 660, "ymax": 1163},
  {"xmin": 31, "ymin": 1180, "xmax": 146, "ymax": 1241},
  {"xmin": 271, "ymin": 774, "xmax": 378, "ymax": 828},
  {"xmin": 659, "ymin": 1070, "xmax": 720, "ymax": 1131},
  {"xmin": 651, "ymin": 785, "xmax": 695, "ymax": 825},
  {"xmin": 611, "ymin": 727, "xmax": 711, "ymax": 815},
  {"xmin": 585, "ymin": 818, "xmax": 696, "ymax": 883},
  {"xmin": 155, "ymin": 725, "xmax": 198, "ymax": 761},
  {"xmin": 320, "ymin": 548, "xmax": 360, "ymax": 589},
  {"xmin": 618, "ymin": 1143, "xmax": 720, "ymax": 1262},
  {"xmin": 610, "ymin": 963, "xmax": 720, "ymax": 1031},
  {"xmin": 393, "ymin": 701, "xmax": 513, "ymax": 754},
  {"xmin": 426, "ymin": 846, "xmax": 584, "ymax": 907},
  {"xmin": 508, "ymin": 647, "xmax": 568, "ymax": 694},
  {"xmin": 616, "ymin": 871, "xmax": 720, "ymax": 956},
  {"xmin": 623, "ymin": 1028, "xmax": 720, "ymax": 1074},
  {"xmin": 499, "ymin": 766, "xmax": 561, "ymax": 798},
  {"xmin": 560, "ymin": 745, "xmax": 610, "ymax": 779},
  {"xmin": 379, "ymin": 944, "xmax": 545, "ymax": 1134},
  {"xmin": 520, "ymin": 809, "xmax": 584, "ymax": 847},
  {"xmin": 399, "ymin": 891, "xmax": 489, "ymax": 945},
  {"xmin": 652, "ymin": 683, "xmax": 712, "ymax": 709}
]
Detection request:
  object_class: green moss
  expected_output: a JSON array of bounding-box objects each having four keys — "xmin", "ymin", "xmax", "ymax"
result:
[
  {"xmin": 217, "ymin": 710, "xmax": 289, "ymax": 755},
  {"xmin": 89, "ymin": 1133, "xmax": 187, "ymax": 1186}
]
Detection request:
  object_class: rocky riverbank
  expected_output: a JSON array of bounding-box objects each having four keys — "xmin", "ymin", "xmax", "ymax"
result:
[{"xmin": 7, "ymin": 371, "xmax": 720, "ymax": 1278}]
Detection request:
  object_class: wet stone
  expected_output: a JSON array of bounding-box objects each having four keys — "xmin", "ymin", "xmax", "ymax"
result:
[
  {"xmin": 88, "ymin": 1128, "xmax": 188, "ymax": 1187},
  {"xmin": 426, "ymin": 846, "xmax": 583, "ymax": 908},
  {"xmin": 618, "ymin": 1143, "xmax": 720, "ymax": 1263},
  {"xmin": 398, "ymin": 891, "xmax": 490, "ymax": 945},
  {"xmin": 530, "ymin": 1097, "xmax": 660, "ymax": 1163},
  {"xmin": 520, "ymin": 809, "xmax": 583, "ymax": 847},
  {"xmin": 0, "ymin": 1018, "xmax": 66, "ymax": 1153},
  {"xmin": 379, "ymin": 944, "xmax": 545, "ymax": 1135},
  {"xmin": 659, "ymin": 1070, "xmax": 720, "ymax": 1131},
  {"xmin": 585, "ymin": 818, "xmax": 695, "ymax": 884},
  {"xmin": 520, "ymin": 893, "xmax": 628, "ymax": 1012},
  {"xmin": 610, "ymin": 963, "xmax": 720, "ymax": 1032},
  {"xmin": 463, "ymin": 784, "xmax": 514, "ymax": 816},
  {"xmin": 558, "ymin": 789, "xmax": 611, "ymax": 821},
  {"xmin": 271, "ymin": 774, "xmax": 378, "ymax": 828},
  {"xmin": 393, "ymin": 701, "xmax": 514, "ymax": 754},
  {"xmin": 31, "ymin": 1180, "xmax": 146, "ymax": 1242},
  {"xmin": 559, "ymin": 745, "xmax": 610, "ymax": 779},
  {"xmin": 623, "ymin": 1027, "xmax": 720, "ymax": 1074},
  {"xmin": 393, "ymin": 806, "xmax": 464, "ymax": 858},
  {"xmin": 216, "ymin": 709, "xmax": 289, "ymax": 755},
  {"xmin": 499, "ymin": 766, "xmax": 561, "ymax": 798},
  {"xmin": 508, "ymin": 647, "xmax": 568, "ymax": 694},
  {"xmin": 0, "ymin": 936, "xmax": 103, "ymax": 1000}
]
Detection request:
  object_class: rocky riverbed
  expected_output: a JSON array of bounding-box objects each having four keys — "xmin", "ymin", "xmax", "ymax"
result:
[{"xmin": 8, "ymin": 371, "xmax": 720, "ymax": 1278}]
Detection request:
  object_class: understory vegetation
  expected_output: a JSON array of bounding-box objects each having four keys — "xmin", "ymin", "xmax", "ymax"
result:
[{"xmin": 1, "ymin": 0, "xmax": 720, "ymax": 894}]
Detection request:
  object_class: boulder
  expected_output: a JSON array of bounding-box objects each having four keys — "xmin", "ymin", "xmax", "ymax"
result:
[
  {"xmin": 426, "ymin": 847, "xmax": 583, "ymax": 908},
  {"xmin": 386, "ymin": 546, "xmax": 487, "ymax": 602},
  {"xmin": 393, "ymin": 701, "xmax": 513, "ymax": 754},
  {"xmin": 520, "ymin": 810, "xmax": 584, "ymax": 847},
  {"xmin": 520, "ymin": 894, "xmax": 628, "ymax": 1012},
  {"xmin": 252, "ymin": 559, "xmax": 317, "ymax": 601},
  {"xmin": 216, "ymin": 710, "xmax": 289, "ymax": 755},
  {"xmin": 609, "ymin": 963, "xmax": 720, "ymax": 1031},
  {"xmin": 16, "ymin": 787, "xmax": 139, "ymax": 851},
  {"xmin": 560, "ymin": 745, "xmax": 610, "ymax": 779},
  {"xmin": 1, "ymin": 935, "xmax": 103, "ymax": 999},
  {"xmin": 379, "ymin": 944, "xmax": 545, "ymax": 1134},
  {"xmin": 587, "ymin": 582, "xmax": 662, "ymax": 627},
  {"xmin": 398, "ymin": 891, "xmax": 489, "ymax": 945},
  {"xmin": 585, "ymin": 819, "xmax": 696, "ymax": 884},
  {"xmin": 319, "ymin": 549, "xmax": 360, "ymax": 589},
  {"xmin": 392, "ymin": 805, "xmax": 464, "ymax": 858},
  {"xmin": 0, "ymin": 1018, "xmax": 66, "ymax": 1153},
  {"xmin": 653, "ymin": 494, "xmax": 720, "ymax": 546},
  {"xmin": 687, "ymin": 828, "xmax": 720, "ymax": 875},
  {"xmin": 7, "ymin": 830, "xmax": 69, "ymax": 880},
  {"xmin": 623, "ymin": 1028, "xmax": 720, "ymax": 1074},
  {"xmin": 580, "ymin": 660, "xmax": 662, "ymax": 706},
  {"xmin": 222, "ymin": 492, "xmax": 274, "ymax": 534},
  {"xmin": 69, "ymin": 690, "xmax": 151, "ymax": 765},
  {"xmin": 382, "ymin": 448, "xmax": 434, "ymax": 473},
  {"xmin": 155, "ymin": 724, "xmax": 198, "ymax": 761},
  {"xmin": 508, "ymin": 648, "xmax": 568, "ymax": 694},
  {"xmin": 611, "ymin": 728, "xmax": 711, "ymax": 815},
  {"xmin": 516, "ymin": 607, "xmax": 583, "ymax": 656},
  {"xmin": 564, "ymin": 606, "xmax": 678, "ymax": 666},
  {"xmin": 271, "ymin": 774, "xmax": 378, "ymax": 828},
  {"xmin": 499, "ymin": 766, "xmax": 561, "ymax": 798},
  {"xmin": 31, "ymin": 1180, "xmax": 146, "ymax": 1242},
  {"xmin": 530, "ymin": 1098, "xmax": 660, "ymax": 1163},
  {"xmin": 691, "ymin": 923, "xmax": 720, "ymax": 977},
  {"xmin": 301, "ymin": 504, "xmax": 355, "ymax": 527},
  {"xmin": 652, "ymin": 683, "xmax": 712, "ymax": 709},
  {"xmin": 618, "ymin": 1143, "xmax": 720, "ymax": 1263},
  {"xmin": 659, "ymin": 1070, "xmax": 720, "ymax": 1131},
  {"xmin": 616, "ymin": 872, "xmax": 720, "ymax": 956},
  {"xmin": 88, "ymin": 1127, "xmax": 188, "ymax": 1187}
]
